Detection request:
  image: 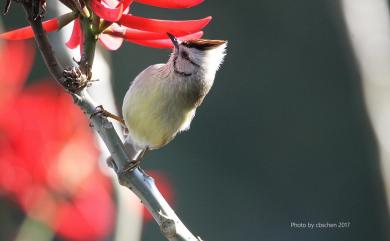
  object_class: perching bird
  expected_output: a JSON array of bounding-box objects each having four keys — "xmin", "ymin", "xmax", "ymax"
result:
[{"xmin": 103, "ymin": 33, "xmax": 227, "ymax": 163}]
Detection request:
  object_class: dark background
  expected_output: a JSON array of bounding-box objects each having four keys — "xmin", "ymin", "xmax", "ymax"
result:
[{"xmin": 2, "ymin": 0, "xmax": 390, "ymax": 241}]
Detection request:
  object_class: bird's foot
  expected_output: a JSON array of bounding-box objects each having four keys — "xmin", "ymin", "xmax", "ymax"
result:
[
  {"xmin": 90, "ymin": 105, "xmax": 126, "ymax": 126},
  {"xmin": 123, "ymin": 159, "xmax": 141, "ymax": 172},
  {"xmin": 121, "ymin": 147, "xmax": 148, "ymax": 172},
  {"xmin": 125, "ymin": 147, "xmax": 149, "ymax": 169},
  {"xmin": 106, "ymin": 156, "xmax": 140, "ymax": 173}
]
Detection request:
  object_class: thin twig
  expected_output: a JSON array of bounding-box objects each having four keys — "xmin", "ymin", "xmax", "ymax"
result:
[
  {"xmin": 22, "ymin": 2, "xmax": 65, "ymax": 87},
  {"xmin": 57, "ymin": 0, "xmax": 75, "ymax": 10},
  {"xmin": 19, "ymin": 2, "xmax": 203, "ymax": 241}
]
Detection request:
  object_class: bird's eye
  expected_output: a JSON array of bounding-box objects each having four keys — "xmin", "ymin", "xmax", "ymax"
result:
[{"xmin": 181, "ymin": 51, "xmax": 189, "ymax": 59}]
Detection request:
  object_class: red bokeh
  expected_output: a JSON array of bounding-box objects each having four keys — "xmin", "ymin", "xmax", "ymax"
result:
[
  {"xmin": 0, "ymin": 40, "xmax": 114, "ymax": 241},
  {"xmin": 0, "ymin": 39, "xmax": 178, "ymax": 239}
]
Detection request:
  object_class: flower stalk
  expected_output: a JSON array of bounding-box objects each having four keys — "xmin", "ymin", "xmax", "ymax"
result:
[
  {"xmin": 79, "ymin": 16, "xmax": 96, "ymax": 77},
  {"xmin": 17, "ymin": 1, "xmax": 203, "ymax": 240}
]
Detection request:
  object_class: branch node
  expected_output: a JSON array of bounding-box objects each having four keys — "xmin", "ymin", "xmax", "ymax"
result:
[
  {"xmin": 63, "ymin": 66, "xmax": 91, "ymax": 93},
  {"xmin": 106, "ymin": 156, "xmax": 119, "ymax": 172},
  {"xmin": 159, "ymin": 211, "xmax": 177, "ymax": 238},
  {"xmin": 71, "ymin": 93, "xmax": 82, "ymax": 105}
]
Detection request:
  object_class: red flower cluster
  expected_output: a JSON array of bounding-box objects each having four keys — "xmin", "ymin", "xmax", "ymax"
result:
[
  {"xmin": 0, "ymin": 0, "xmax": 211, "ymax": 50},
  {"xmin": 0, "ymin": 40, "xmax": 114, "ymax": 241}
]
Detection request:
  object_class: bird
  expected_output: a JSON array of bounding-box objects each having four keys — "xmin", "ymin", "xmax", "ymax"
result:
[{"xmin": 99, "ymin": 33, "xmax": 227, "ymax": 165}]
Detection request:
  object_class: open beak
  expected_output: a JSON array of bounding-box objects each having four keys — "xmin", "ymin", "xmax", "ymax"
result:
[{"xmin": 167, "ymin": 32, "xmax": 180, "ymax": 50}]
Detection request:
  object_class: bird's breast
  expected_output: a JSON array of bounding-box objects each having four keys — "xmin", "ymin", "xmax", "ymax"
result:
[{"xmin": 122, "ymin": 70, "xmax": 204, "ymax": 149}]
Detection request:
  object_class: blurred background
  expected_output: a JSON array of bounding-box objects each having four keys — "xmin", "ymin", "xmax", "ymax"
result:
[{"xmin": 1, "ymin": 0, "xmax": 390, "ymax": 241}]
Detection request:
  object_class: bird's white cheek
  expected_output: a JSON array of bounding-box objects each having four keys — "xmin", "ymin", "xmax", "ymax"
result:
[{"xmin": 205, "ymin": 71, "xmax": 216, "ymax": 83}]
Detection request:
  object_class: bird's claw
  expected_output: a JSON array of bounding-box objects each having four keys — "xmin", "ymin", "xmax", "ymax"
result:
[
  {"xmin": 90, "ymin": 105, "xmax": 126, "ymax": 126},
  {"xmin": 90, "ymin": 105, "xmax": 105, "ymax": 119},
  {"xmin": 106, "ymin": 156, "xmax": 140, "ymax": 173},
  {"xmin": 123, "ymin": 159, "xmax": 141, "ymax": 172}
]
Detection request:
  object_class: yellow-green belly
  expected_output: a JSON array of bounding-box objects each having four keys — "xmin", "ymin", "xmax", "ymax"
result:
[{"xmin": 123, "ymin": 81, "xmax": 194, "ymax": 149}]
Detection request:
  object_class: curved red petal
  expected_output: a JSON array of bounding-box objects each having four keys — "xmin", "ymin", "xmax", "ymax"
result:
[
  {"xmin": 134, "ymin": 0, "xmax": 203, "ymax": 8},
  {"xmin": 124, "ymin": 28, "xmax": 199, "ymax": 40},
  {"xmin": 99, "ymin": 33, "xmax": 124, "ymax": 50},
  {"xmin": 0, "ymin": 18, "xmax": 60, "ymax": 40},
  {"xmin": 126, "ymin": 31, "xmax": 203, "ymax": 48},
  {"xmin": 65, "ymin": 20, "xmax": 81, "ymax": 49},
  {"xmin": 105, "ymin": 27, "xmax": 175, "ymax": 40},
  {"xmin": 90, "ymin": 0, "xmax": 124, "ymax": 22},
  {"xmin": 119, "ymin": 15, "xmax": 211, "ymax": 35}
]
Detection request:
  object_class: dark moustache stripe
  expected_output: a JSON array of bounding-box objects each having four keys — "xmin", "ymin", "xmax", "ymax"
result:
[{"xmin": 173, "ymin": 55, "xmax": 192, "ymax": 77}]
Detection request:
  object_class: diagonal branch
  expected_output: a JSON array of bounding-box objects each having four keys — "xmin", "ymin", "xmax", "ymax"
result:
[
  {"xmin": 75, "ymin": 90, "xmax": 202, "ymax": 241},
  {"xmin": 22, "ymin": 2, "xmax": 66, "ymax": 87},
  {"xmin": 18, "ymin": 2, "xmax": 202, "ymax": 241}
]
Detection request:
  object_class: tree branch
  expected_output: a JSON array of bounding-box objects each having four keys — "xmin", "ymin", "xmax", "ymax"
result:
[
  {"xmin": 74, "ymin": 90, "xmax": 202, "ymax": 241},
  {"xmin": 22, "ymin": 2, "xmax": 66, "ymax": 87},
  {"xmin": 19, "ymin": 2, "xmax": 203, "ymax": 241}
]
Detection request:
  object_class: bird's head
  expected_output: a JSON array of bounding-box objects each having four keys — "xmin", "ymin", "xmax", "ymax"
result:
[{"xmin": 167, "ymin": 33, "xmax": 227, "ymax": 77}]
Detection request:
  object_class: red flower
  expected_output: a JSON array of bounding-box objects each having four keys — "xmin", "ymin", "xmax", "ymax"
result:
[
  {"xmin": 0, "ymin": 40, "xmax": 114, "ymax": 241},
  {"xmin": 0, "ymin": 0, "xmax": 211, "ymax": 50}
]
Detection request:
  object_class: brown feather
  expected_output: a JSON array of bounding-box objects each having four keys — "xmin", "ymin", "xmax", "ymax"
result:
[{"xmin": 182, "ymin": 39, "xmax": 226, "ymax": 50}]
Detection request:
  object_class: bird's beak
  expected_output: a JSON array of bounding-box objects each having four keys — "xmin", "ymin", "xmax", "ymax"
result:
[{"xmin": 167, "ymin": 32, "xmax": 180, "ymax": 50}]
